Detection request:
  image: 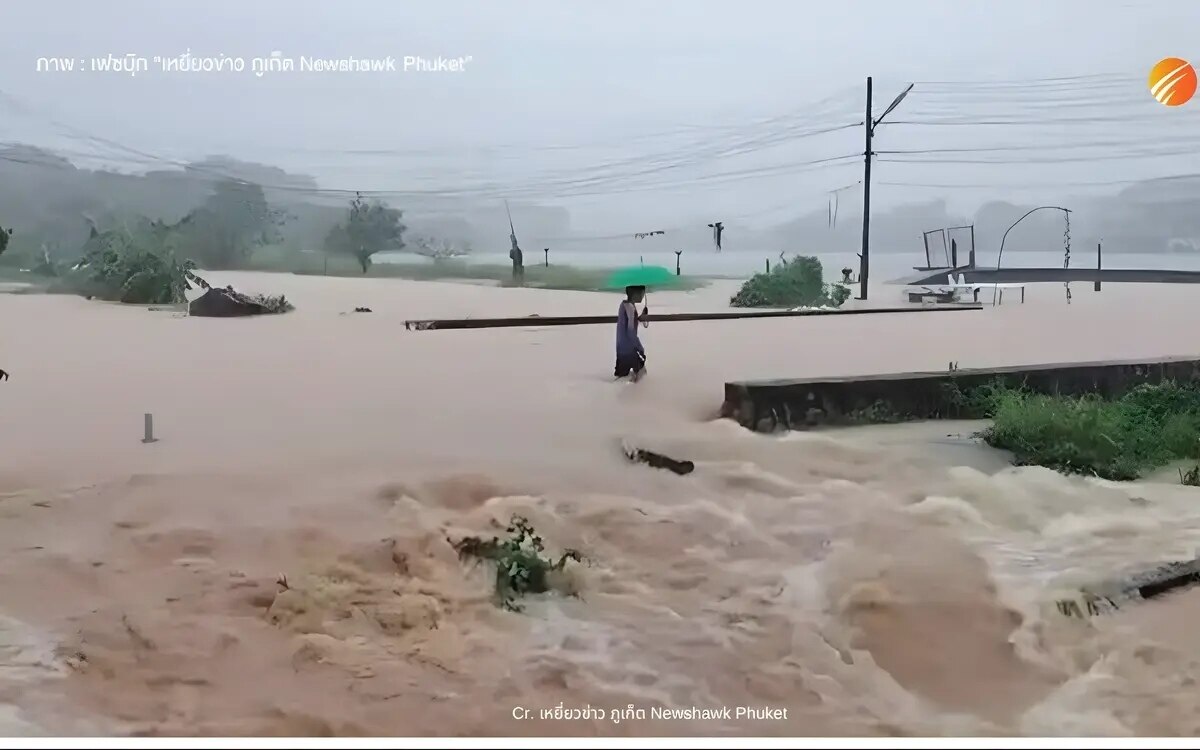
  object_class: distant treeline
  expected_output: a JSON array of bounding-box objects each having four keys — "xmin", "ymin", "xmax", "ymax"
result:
[
  {"xmin": 1, "ymin": 142, "xmax": 1197, "ymax": 270},
  {"xmin": 0, "ymin": 144, "xmax": 570, "ymax": 270}
]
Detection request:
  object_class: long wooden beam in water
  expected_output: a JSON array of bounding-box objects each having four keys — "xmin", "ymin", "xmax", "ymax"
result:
[{"xmin": 403, "ymin": 304, "xmax": 982, "ymax": 331}]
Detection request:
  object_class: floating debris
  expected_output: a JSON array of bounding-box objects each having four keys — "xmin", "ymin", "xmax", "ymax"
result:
[
  {"xmin": 621, "ymin": 443, "xmax": 694, "ymax": 476},
  {"xmin": 1054, "ymin": 557, "xmax": 1200, "ymax": 618}
]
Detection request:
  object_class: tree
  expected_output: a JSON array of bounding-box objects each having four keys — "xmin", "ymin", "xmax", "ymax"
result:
[
  {"xmin": 73, "ymin": 221, "xmax": 208, "ymax": 304},
  {"xmin": 323, "ymin": 192, "xmax": 405, "ymax": 273},
  {"xmin": 175, "ymin": 180, "xmax": 287, "ymax": 268},
  {"xmin": 0, "ymin": 224, "xmax": 11, "ymax": 257}
]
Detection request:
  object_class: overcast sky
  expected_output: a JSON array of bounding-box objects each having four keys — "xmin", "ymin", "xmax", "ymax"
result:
[{"xmin": 2, "ymin": 0, "xmax": 1199, "ymax": 232}]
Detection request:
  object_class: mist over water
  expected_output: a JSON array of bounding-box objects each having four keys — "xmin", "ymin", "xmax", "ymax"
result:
[{"xmin": 2, "ymin": 273, "xmax": 1200, "ymax": 735}]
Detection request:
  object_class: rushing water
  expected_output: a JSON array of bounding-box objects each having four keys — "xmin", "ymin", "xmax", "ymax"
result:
[{"xmin": 3, "ymin": 273, "xmax": 1200, "ymax": 735}]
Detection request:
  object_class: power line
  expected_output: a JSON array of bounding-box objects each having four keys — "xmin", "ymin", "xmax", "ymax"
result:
[
  {"xmin": 275, "ymin": 85, "xmax": 865, "ymax": 157},
  {"xmin": 910, "ymin": 73, "xmax": 1136, "ymax": 87},
  {"xmin": 876, "ymin": 135, "xmax": 1200, "ymax": 156},
  {"xmin": 877, "ymin": 145, "xmax": 1198, "ymax": 165},
  {"xmin": 887, "ymin": 111, "xmax": 1186, "ymax": 126},
  {"xmin": 0, "ymin": 125, "xmax": 861, "ymax": 200},
  {"xmin": 528, "ymin": 180, "xmax": 865, "ymax": 243},
  {"xmin": 879, "ymin": 173, "xmax": 1200, "ymax": 189},
  {"xmin": 904, "ymin": 99, "xmax": 1164, "ymax": 115},
  {"xmin": 0, "ymin": 85, "xmax": 860, "ymax": 176},
  {"xmin": 0, "ymin": 87, "xmax": 866, "ymax": 201},
  {"xmin": 907, "ymin": 89, "xmax": 1143, "ymax": 105},
  {"xmin": 0, "ymin": 139, "xmax": 861, "ymax": 203}
]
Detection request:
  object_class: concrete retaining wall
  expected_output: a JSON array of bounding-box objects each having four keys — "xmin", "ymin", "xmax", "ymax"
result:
[{"xmin": 721, "ymin": 355, "xmax": 1200, "ymax": 432}]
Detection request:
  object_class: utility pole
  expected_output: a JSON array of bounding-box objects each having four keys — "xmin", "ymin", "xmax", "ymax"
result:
[
  {"xmin": 859, "ymin": 77, "xmax": 873, "ymax": 302},
  {"xmin": 858, "ymin": 77, "xmax": 914, "ymax": 301}
]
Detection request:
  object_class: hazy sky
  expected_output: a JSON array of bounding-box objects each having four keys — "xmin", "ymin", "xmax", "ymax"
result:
[{"xmin": 2, "ymin": 0, "xmax": 1199, "ymax": 232}]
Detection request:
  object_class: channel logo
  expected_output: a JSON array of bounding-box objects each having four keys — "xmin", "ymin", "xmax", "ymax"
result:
[{"xmin": 1149, "ymin": 57, "xmax": 1196, "ymax": 106}]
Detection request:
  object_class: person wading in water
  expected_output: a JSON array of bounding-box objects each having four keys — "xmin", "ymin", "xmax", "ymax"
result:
[{"xmin": 614, "ymin": 285, "xmax": 649, "ymax": 382}]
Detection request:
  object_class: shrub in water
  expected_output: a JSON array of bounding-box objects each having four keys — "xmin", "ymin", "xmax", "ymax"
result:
[
  {"xmin": 730, "ymin": 255, "xmax": 850, "ymax": 308},
  {"xmin": 453, "ymin": 515, "xmax": 583, "ymax": 612}
]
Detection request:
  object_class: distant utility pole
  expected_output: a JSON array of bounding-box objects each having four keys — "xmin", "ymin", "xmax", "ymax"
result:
[{"xmin": 859, "ymin": 77, "xmax": 914, "ymax": 301}]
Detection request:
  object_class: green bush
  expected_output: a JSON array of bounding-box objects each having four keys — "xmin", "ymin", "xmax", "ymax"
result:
[
  {"xmin": 729, "ymin": 255, "xmax": 850, "ymax": 308},
  {"xmin": 982, "ymin": 382, "xmax": 1200, "ymax": 480},
  {"xmin": 452, "ymin": 515, "xmax": 583, "ymax": 612},
  {"xmin": 69, "ymin": 225, "xmax": 206, "ymax": 304}
]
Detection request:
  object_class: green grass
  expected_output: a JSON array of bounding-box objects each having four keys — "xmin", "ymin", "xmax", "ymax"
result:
[
  {"xmin": 3, "ymin": 252, "xmax": 709, "ymax": 295},
  {"xmin": 980, "ymin": 382, "xmax": 1200, "ymax": 480},
  {"xmin": 243, "ymin": 251, "xmax": 707, "ymax": 293}
]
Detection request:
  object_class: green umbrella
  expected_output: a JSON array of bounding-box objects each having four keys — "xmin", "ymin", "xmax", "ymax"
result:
[{"xmin": 603, "ymin": 264, "xmax": 678, "ymax": 291}]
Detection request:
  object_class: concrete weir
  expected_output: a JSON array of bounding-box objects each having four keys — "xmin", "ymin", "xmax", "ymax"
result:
[{"xmin": 722, "ymin": 355, "xmax": 1200, "ymax": 432}]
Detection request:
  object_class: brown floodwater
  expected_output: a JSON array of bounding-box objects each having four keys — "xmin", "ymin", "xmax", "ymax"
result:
[{"xmin": 2, "ymin": 272, "xmax": 1200, "ymax": 736}]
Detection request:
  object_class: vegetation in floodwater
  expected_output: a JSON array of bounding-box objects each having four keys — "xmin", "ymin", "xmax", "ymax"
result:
[
  {"xmin": 274, "ymin": 254, "xmax": 707, "ymax": 293},
  {"xmin": 981, "ymin": 381, "xmax": 1200, "ymax": 481},
  {"xmin": 1180, "ymin": 465, "xmax": 1200, "ymax": 486},
  {"xmin": 452, "ymin": 515, "xmax": 584, "ymax": 612},
  {"xmin": 844, "ymin": 399, "xmax": 906, "ymax": 425},
  {"xmin": 939, "ymin": 377, "xmax": 1010, "ymax": 419},
  {"xmin": 68, "ymin": 222, "xmax": 209, "ymax": 304},
  {"xmin": 729, "ymin": 255, "xmax": 850, "ymax": 309}
]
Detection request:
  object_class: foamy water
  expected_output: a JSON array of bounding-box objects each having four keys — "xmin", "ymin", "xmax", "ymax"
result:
[{"xmin": 3, "ymin": 272, "xmax": 1200, "ymax": 736}]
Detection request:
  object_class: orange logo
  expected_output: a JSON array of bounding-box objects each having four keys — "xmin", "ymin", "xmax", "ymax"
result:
[{"xmin": 1149, "ymin": 57, "xmax": 1196, "ymax": 106}]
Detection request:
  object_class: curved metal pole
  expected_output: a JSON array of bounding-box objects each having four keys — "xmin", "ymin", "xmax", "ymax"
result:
[{"xmin": 992, "ymin": 205, "xmax": 1071, "ymax": 305}]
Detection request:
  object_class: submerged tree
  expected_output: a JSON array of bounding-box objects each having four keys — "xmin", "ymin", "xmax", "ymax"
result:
[
  {"xmin": 323, "ymin": 192, "xmax": 406, "ymax": 273},
  {"xmin": 74, "ymin": 221, "xmax": 208, "ymax": 304}
]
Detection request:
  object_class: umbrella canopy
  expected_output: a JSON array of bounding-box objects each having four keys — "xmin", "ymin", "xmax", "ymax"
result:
[{"xmin": 603, "ymin": 265, "xmax": 678, "ymax": 291}]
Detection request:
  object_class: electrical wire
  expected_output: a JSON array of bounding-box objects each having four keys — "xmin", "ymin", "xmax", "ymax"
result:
[
  {"xmin": 887, "ymin": 112, "xmax": 1186, "ymax": 126},
  {"xmin": 0, "ymin": 86, "xmax": 860, "ymax": 173},
  {"xmin": 910, "ymin": 73, "xmax": 1136, "ymax": 87},
  {"xmin": 876, "ymin": 134, "xmax": 1200, "ymax": 155},
  {"xmin": 877, "ymin": 145, "xmax": 1198, "ymax": 165},
  {"xmin": 0, "ymin": 141, "xmax": 862, "ymax": 203},
  {"xmin": 0, "ymin": 124, "xmax": 860, "ymax": 200},
  {"xmin": 4, "ymin": 70, "xmax": 1196, "ymax": 226},
  {"xmin": 527, "ymin": 179, "xmax": 864, "ymax": 242},
  {"xmin": 0, "ymin": 88, "xmax": 866, "ymax": 200},
  {"xmin": 879, "ymin": 173, "xmax": 1200, "ymax": 189}
]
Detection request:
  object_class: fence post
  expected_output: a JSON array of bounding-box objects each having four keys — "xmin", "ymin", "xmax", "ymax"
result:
[{"xmin": 142, "ymin": 413, "xmax": 158, "ymax": 444}]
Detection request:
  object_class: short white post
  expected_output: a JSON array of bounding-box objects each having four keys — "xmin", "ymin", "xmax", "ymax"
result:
[{"xmin": 142, "ymin": 413, "xmax": 158, "ymax": 444}]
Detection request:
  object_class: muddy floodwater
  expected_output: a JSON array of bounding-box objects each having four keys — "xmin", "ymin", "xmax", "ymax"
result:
[{"xmin": 3, "ymin": 274, "xmax": 1200, "ymax": 736}]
